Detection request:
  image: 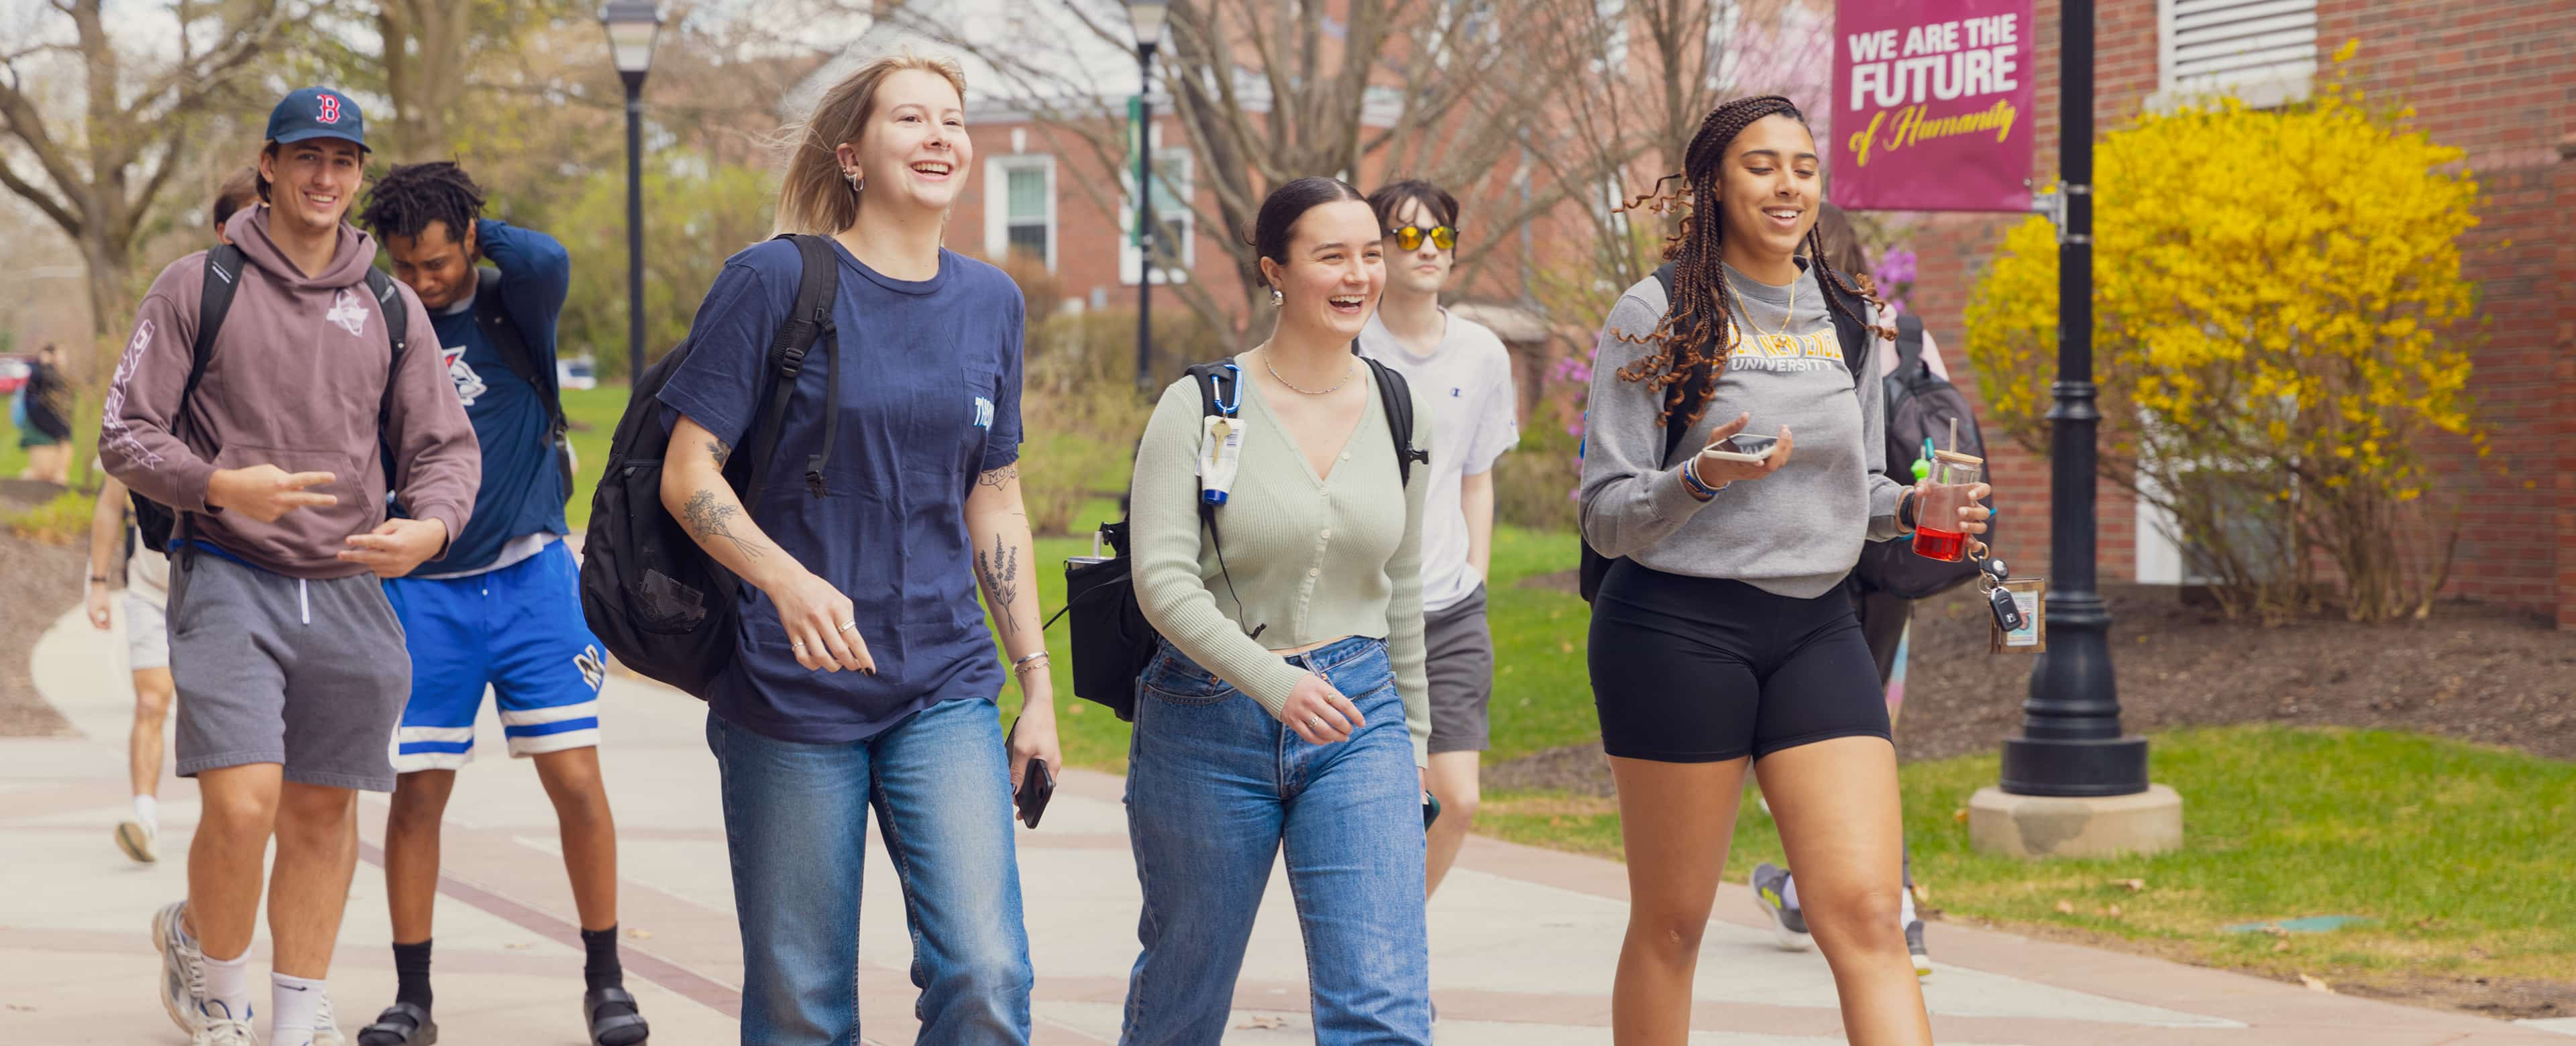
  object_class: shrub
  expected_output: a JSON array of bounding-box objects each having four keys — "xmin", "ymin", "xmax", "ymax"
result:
[{"xmin": 1964, "ymin": 46, "xmax": 2481, "ymax": 622}]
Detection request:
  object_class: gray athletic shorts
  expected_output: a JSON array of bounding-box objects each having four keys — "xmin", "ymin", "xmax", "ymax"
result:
[
  {"xmin": 168, "ymin": 552, "xmax": 411, "ymax": 791},
  {"xmin": 1424, "ymin": 584, "xmax": 1495, "ymax": 754}
]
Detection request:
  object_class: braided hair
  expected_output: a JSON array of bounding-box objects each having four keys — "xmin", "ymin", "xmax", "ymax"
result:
[
  {"xmin": 1613, "ymin": 96, "xmax": 1884, "ymax": 430},
  {"xmin": 357, "ymin": 160, "xmax": 486, "ymax": 247}
]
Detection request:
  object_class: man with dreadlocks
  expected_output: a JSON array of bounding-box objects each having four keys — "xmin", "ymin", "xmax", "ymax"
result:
[
  {"xmin": 356, "ymin": 162, "xmax": 649, "ymax": 1046},
  {"xmin": 1576, "ymin": 95, "xmax": 1988, "ymax": 1045}
]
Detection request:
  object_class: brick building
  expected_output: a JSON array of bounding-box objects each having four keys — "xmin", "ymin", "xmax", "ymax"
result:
[{"xmin": 1890, "ymin": 0, "xmax": 2575, "ymax": 626}]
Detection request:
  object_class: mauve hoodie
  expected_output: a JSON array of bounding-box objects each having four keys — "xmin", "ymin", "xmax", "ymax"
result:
[{"xmin": 101, "ymin": 206, "xmax": 478, "ymax": 580}]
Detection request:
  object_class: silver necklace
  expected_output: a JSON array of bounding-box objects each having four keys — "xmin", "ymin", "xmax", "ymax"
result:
[{"xmin": 1263, "ymin": 353, "xmax": 1355, "ymax": 396}]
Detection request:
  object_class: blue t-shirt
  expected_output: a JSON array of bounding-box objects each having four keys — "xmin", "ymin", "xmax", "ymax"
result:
[
  {"xmin": 657, "ymin": 239, "xmax": 1024, "ymax": 744},
  {"xmin": 424, "ymin": 220, "xmax": 572, "ymax": 574}
]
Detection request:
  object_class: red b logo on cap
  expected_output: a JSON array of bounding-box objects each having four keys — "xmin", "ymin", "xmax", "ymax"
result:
[{"xmin": 317, "ymin": 95, "xmax": 341, "ymax": 124}]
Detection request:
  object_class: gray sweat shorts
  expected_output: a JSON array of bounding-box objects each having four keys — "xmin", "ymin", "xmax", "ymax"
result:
[
  {"xmin": 168, "ymin": 552, "xmax": 411, "ymax": 791},
  {"xmin": 1423, "ymin": 584, "xmax": 1496, "ymax": 754}
]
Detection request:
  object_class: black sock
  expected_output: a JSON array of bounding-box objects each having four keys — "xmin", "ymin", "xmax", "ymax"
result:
[
  {"xmin": 393, "ymin": 939, "xmax": 433, "ymax": 1011},
  {"xmin": 580, "ymin": 925, "xmax": 625, "ymax": 994}
]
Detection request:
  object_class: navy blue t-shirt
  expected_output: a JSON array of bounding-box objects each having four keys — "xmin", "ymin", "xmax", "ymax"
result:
[
  {"xmin": 658, "ymin": 239, "xmax": 1024, "ymax": 744},
  {"xmin": 425, "ymin": 220, "xmax": 571, "ymax": 574}
]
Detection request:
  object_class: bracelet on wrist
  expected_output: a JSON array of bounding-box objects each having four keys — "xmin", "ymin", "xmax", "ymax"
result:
[
  {"xmin": 88, "ymin": 574, "xmax": 111, "ymax": 585},
  {"xmin": 1680, "ymin": 458, "xmax": 1722, "ymax": 501},
  {"xmin": 1897, "ymin": 489, "xmax": 1919, "ymax": 531},
  {"xmin": 1010, "ymin": 650, "xmax": 1051, "ymax": 675}
]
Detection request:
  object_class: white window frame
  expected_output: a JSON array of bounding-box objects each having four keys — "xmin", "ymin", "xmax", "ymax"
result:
[
  {"xmin": 2151, "ymin": 0, "xmax": 2316, "ymax": 112},
  {"xmin": 983, "ymin": 154, "xmax": 1057, "ymax": 272},
  {"xmin": 1121, "ymin": 148, "xmax": 1194, "ymax": 286}
]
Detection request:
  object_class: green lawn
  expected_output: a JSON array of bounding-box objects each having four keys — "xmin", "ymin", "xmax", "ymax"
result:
[{"xmin": 1481, "ymin": 725, "xmax": 2576, "ymax": 988}]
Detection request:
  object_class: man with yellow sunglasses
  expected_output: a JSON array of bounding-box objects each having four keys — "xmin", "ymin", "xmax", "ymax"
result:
[{"xmin": 1358, "ymin": 180, "xmax": 1519, "ymax": 911}]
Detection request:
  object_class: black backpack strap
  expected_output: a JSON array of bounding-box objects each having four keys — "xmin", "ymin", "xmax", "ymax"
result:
[
  {"xmin": 745, "ymin": 233, "xmax": 841, "ymax": 502},
  {"xmin": 160, "ymin": 245, "xmax": 246, "ymax": 560},
  {"xmin": 1813, "ymin": 263, "xmax": 1872, "ymax": 388},
  {"xmin": 473, "ymin": 275, "xmax": 566, "ymax": 443},
  {"xmin": 366, "ymin": 269, "xmax": 415, "ymax": 499},
  {"xmin": 1893, "ymin": 312, "xmax": 1926, "ymax": 375},
  {"xmin": 1356, "ymin": 353, "xmax": 1426, "ymax": 487}
]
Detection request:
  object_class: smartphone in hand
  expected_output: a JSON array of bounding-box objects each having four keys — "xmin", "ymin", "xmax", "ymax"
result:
[
  {"xmin": 1007, "ymin": 715, "xmax": 1057, "ymax": 829},
  {"xmin": 1701, "ymin": 433, "xmax": 1780, "ymax": 464}
]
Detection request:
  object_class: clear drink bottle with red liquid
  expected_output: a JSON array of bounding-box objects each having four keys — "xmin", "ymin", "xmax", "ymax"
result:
[{"xmin": 1911, "ymin": 449, "xmax": 1983, "ymax": 562}]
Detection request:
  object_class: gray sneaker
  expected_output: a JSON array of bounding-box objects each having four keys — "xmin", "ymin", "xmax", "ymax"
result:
[
  {"xmin": 154, "ymin": 900, "xmax": 209, "ymax": 1034},
  {"xmin": 1907, "ymin": 919, "xmax": 1932, "ymax": 977},
  {"xmin": 1751, "ymin": 863, "xmax": 1814, "ymax": 952}
]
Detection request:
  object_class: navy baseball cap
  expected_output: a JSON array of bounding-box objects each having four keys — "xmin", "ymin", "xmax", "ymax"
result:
[{"xmin": 266, "ymin": 87, "xmax": 368, "ymax": 152}]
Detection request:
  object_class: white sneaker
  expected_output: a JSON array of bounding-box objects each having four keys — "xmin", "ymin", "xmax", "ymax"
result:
[
  {"xmin": 193, "ymin": 1003, "xmax": 260, "ymax": 1045},
  {"xmin": 311, "ymin": 994, "xmax": 345, "ymax": 1046},
  {"xmin": 154, "ymin": 900, "xmax": 209, "ymax": 1033},
  {"xmin": 117, "ymin": 817, "xmax": 160, "ymax": 862}
]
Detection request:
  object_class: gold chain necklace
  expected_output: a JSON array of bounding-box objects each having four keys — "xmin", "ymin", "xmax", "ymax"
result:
[{"xmin": 1724, "ymin": 272, "xmax": 1799, "ymax": 341}]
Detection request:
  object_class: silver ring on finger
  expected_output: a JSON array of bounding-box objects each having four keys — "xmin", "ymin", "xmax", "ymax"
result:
[
  {"xmin": 838, "ymin": 620, "xmax": 858, "ymax": 632},
  {"xmin": 792, "ymin": 641, "xmax": 809, "ymax": 652}
]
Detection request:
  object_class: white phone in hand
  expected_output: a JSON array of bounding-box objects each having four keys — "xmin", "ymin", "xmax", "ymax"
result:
[{"xmin": 1701, "ymin": 433, "xmax": 1780, "ymax": 464}]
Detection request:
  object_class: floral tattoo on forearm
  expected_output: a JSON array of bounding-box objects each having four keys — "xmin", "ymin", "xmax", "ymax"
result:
[
  {"xmin": 976, "ymin": 531, "xmax": 1020, "ymax": 633},
  {"xmin": 683, "ymin": 488, "xmax": 767, "ymax": 561},
  {"xmin": 708, "ymin": 437, "xmax": 733, "ymax": 467}
]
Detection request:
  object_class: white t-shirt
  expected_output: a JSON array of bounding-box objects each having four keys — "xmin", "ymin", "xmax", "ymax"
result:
[{"xmin": 1359, "ymin": 308, "xmax": 1519, "ymax": 614}]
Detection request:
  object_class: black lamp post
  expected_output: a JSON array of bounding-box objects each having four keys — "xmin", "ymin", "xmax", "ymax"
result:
[
  {"xmin": 1128, "ymin": 0, "xmax": 1168, "ymax": 391},
  {"xmin": 600, "ymin": 0, "xmax": 662, "ymax": 394},
  {"xmin": 2005, "ymin": 0, "xmax": 2148, "ymax": 798}
]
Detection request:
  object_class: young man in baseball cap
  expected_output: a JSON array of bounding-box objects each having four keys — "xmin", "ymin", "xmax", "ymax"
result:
[{"xmin": 102, "ymin": 85, "xmax": 479, "ymax": 1046}]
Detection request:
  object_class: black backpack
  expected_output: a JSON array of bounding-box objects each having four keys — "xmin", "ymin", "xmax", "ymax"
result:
[
  {"xmin": 1851, "ymin": 312, "xmax": 1994, "ymax": 599},
  {"xmin": 1577, "ymin": 261, "xmax": 1872, "ymax": 602},
  {"xmin": 1052, "ymin": 351, "xmax": 1425, "ymax": 720},
  {"xmin": 131, "ymin": 245, "xmax": 410, "ymax": 555},
  {"xmin": 467, "ymin": 270, "xmax": 577, "ymax": 509},
  {"xmin": 576, "ymin": 234, "xmax": 840, "ymax": 699}
]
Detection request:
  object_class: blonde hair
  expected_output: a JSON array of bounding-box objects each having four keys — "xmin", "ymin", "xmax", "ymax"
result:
[{"xmin": 773, "ymin": 53, "xmax": 969, "ymax": 235}]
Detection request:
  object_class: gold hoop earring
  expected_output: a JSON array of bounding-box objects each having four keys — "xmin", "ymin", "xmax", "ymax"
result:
[{"xmin": 1270, "ymin": 288, "xmax": 1285, "ymax": 306}]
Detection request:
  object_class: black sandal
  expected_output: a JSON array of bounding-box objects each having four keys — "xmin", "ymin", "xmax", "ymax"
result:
[
  {"xmin": 358, "ymin": 1002, "xmax": 437, "ymax": 1046},
  {"xmin": 585, "ymin": 986, "xmax": 651, "ymax": 1046}
]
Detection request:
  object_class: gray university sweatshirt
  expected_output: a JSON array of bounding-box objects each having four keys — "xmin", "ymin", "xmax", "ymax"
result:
[{"xmin": 1578, "ymin": 262, "xmax": 1907, "ymax": 600}]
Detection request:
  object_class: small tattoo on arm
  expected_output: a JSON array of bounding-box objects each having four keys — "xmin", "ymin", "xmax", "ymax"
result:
[
  {"xmin": 708, "ymin": 438, "xmax": 733, "ymax": 467},
  {"xmin": 683, "ymin": 488, "xmax": 767, "ymax": 561},
  {"xmin": 976, "ymin": 463, "xmax": 1018, "ymax": 491},
  {"xmin": 976, "ymin": 532, "xmax": 1021, "ymax": 633}
]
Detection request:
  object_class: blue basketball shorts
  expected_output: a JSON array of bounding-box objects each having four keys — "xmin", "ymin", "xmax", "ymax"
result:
[{"xmin": 383, "ymin": 539, "xmax": 606, "ymax": 772}]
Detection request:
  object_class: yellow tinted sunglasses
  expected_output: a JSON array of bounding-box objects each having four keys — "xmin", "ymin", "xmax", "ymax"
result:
[{"xmin": 1388, "ymin": 223, "xmax": 1459, "ymax": 251}]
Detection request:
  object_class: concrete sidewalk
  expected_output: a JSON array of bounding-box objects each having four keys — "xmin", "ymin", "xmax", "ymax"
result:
[{"xmin": 5, "ymin": 602, "xmax": 2567, "ymax": 1045}]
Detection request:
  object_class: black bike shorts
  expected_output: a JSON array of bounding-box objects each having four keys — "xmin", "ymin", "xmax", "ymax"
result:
[{"xmin": 1589, "ymin": 560, "xmax": 1892, "ymax": 764}]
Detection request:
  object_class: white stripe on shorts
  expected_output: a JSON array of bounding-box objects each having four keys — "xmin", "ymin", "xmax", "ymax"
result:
[
  {"xmin": 390, "ymin": 748, "xmax": 474, "ymax": 773},
  {"xmin": 396, "ymin": 725, "xmax": 475, "ymax": 745},
  {"xmin": 507, "ymin": 728, "xmax": 600, "ymax": 757},
  {"xmin": 498, "ymin": 699, "xmax": 600, "ymax": 728}
]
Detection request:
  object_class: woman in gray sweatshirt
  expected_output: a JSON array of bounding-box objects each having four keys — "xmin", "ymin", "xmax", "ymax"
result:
[{"xmin": 1577, "ymin": 96, "xmax": 1988, "ymax": 1045}]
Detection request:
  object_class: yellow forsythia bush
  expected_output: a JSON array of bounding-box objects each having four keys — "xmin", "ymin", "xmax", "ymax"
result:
[{"xmin": 1965, "ymin": 46, "xmax": 2481, "ymax": 622}]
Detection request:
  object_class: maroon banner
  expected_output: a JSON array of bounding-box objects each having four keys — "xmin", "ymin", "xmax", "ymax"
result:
[{"xmin": 1831, "ymin": 0, "xmax": 2035, "ymax": 213}]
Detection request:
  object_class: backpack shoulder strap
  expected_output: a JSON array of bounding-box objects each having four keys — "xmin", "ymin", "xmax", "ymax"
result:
[
  {"xmin": 1358, "ymin": 352, "xmax": 1426, "ymax": 487},
  {"xmin": 473, "ymin": 278, "xmax": 566, "ymax": 437},
  {"xmin": 745, "ymin": 234, "xmax": 842, "ymax": 501},
  {"xmin": 186, "ymin": 245, "xmax": 246, "ymax": 420},
  {"xmin": 365, "ymin": 268, "xmax": 415, "ymax": 496},
  {"xmin": 1649, "ymin": 262, "xmax": 1706, "ymax": 465},
  {"xmin": 1185, "ymin": 360, "xmax": 1241, "ymax": 420},
  {"xmin": 1814, "ymin": 265, "xmax": 1872, "ymax": 388},
  {"xmin": 1894, "ymin": 312, "xmax": 1926, "ymax": 375}
]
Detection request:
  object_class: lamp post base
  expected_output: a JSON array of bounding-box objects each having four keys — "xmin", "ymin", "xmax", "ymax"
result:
[
  {"xmin": 1970, "ymin": 783, "xmax": 2183, "ymax": 859},
  {"xmin": 2001, "ymin": 734, "xmax": 2151, "ymax": 797}
]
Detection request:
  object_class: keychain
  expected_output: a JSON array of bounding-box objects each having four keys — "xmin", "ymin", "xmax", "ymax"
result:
[
  {"xmin": 1200, "ymin": 364, "xmax": 1247, "ymax": 506},
  {"xmin": 1978, "ymin": 553, "xmax": 2048, "ymax": 652}
]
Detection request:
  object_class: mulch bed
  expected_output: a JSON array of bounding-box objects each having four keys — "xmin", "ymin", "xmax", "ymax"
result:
[
  {"xmin": 0, "ymin": 479, "xmax": 80, "ymax": 738},
  {"xmin": 1497, "ymin": 573, "xmax": 2575, "ymax": 797}
]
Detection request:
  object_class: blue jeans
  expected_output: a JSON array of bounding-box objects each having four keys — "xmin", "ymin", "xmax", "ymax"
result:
[
  {"xmin": 706, "ymin": 698, "xmax": 1032, "ymax": 1045},
  {"xmin": 1121, "ymin": 636, "xmax": 1431, "ymax": 1045}
]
